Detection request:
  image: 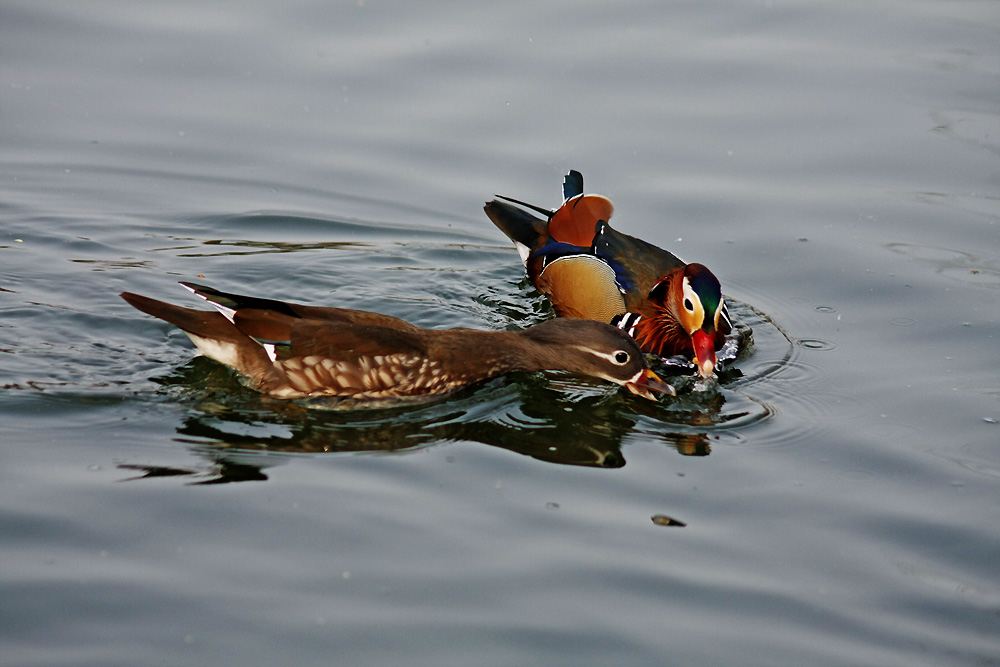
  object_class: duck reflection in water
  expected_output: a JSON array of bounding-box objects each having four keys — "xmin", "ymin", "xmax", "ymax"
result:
[{"xmin": 118, "ymin": 358, "xmax": 726, "ymax": 484}]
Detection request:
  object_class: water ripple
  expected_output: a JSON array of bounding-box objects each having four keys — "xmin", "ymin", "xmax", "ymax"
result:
[{"xmin": 886, "ymin": 242, "xmax": 1000, "ymax": 290}]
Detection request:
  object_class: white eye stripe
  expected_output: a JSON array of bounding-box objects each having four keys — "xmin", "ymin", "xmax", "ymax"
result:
[
  {"xmin": 572, "ymin": 346, "xmax": 631, "ymax": 366},
  {"xmin": 681, "ymin": 279, "xmax": 699, "ymax": 306},
  {"xmin": 680, "ymin": 277, "xmax": 706, "ymax": 328}
]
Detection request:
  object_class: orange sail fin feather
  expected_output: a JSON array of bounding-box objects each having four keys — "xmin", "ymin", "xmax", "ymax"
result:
[{"xmin": 548, "ymin": 194, "xmax": 615, "ymax": 248}]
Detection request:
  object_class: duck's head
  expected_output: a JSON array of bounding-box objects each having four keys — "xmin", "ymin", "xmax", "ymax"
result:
[
  {"xmin": 521, "ymin": 319, "xmax": 674, "ymax": 399},
  {"xmin": 647, "ymin": 263, "xmax": 726, "ymax": 378}
]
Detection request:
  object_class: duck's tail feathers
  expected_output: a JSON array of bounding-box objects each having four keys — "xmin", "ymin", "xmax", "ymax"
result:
[
  {"xmin": 484, "ymin": 199, "xmax": 552, "ymax": 265},
  {"xmin": 120, "ymin": 291, "xmax": 278, "ymax": 383},
  {"xmin": 121, "ymin": 292, "xmax": 242, "ymax": 342},
  {"xmin": 492, "ymin": 195, "xmax": 553, "ymax": 218}
]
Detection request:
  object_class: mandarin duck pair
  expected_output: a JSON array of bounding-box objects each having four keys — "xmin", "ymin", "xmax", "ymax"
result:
[{"xmin": 122, "ymin": 170, "xmax": 731, "ymax": 404}]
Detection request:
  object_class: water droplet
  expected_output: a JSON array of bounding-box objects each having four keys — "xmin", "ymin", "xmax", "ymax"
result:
[
  {"xmin": 815, "ymin": 306, "xmax": 836, "ymax": 313},
  {"xmin": 796, "ymin": 338, "xmax": 836, "ymax": 351},
  {"xmin": 890, "ymin": 317, "xmax": 916, "ymax": 326}
]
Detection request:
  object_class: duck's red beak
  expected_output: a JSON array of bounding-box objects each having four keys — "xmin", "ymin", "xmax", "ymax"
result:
[{"xmin": 691, "ymin": 330, "xmax": 716, "ymax": 378}]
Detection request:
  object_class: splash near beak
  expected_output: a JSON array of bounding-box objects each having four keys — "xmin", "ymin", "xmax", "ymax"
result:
[
  {"xmin": 626, "ymin": 368, "xmax": 676, "ymax": 400},
  {"xmin": 691, "ymin": 329, "xmax": 717, "ymax": 378}
]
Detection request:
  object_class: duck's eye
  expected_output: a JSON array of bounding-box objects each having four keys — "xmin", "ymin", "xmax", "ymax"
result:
[
  {"xmin": 614, "ymin": 351, "xmax": 630, "ymax": 365},
  {"xmin": 683, "ymin": 298, "xmax": 695, "ymax": 312}
]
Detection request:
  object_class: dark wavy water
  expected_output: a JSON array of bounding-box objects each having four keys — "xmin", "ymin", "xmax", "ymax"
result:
[{"xmin": 3, "ymin": 2, "xmax": 999, "ymax": 665}]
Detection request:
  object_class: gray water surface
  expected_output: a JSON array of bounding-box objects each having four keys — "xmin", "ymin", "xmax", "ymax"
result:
[{"xmin": 2, "ymin": 1, "xmax": 999, "ymax": 665}]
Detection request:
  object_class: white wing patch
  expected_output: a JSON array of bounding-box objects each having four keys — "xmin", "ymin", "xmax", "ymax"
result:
[
  {"xmin": 182, "ymin": 283, "xmax": 238, "ymax": 323},
  {"xmin": 514, "ymin": 241, "xmax": 532, "ymax": 266},
  {"xmin": 261, "ymin": 343, "xmax": 278, "ymax": 363}
]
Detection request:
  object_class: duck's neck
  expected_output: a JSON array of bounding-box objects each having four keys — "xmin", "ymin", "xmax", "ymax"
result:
[{"xmin": 428, "ymin": 329, "xmax": 549, "ymax": 381}]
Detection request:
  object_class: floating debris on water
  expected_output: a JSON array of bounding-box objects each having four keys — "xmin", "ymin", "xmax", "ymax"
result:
[{"xmin": 651, "ymin": 514, "xmax": 686, "ymax": 527}]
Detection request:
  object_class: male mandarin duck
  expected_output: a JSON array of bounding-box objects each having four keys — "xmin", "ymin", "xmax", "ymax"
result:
[
  {"xmin": 120, "ymin": 283, "xmax": 674, "ymax": 402},
  {"xmin": 484, "ymin": 170, "xmax": 732, "ymax": 377}
]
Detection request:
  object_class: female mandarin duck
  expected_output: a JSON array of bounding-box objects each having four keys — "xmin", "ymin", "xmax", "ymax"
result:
[
  {"xmin": 120, "ymin": 283, "xmax": 673, "ymax": 402},
  {"xmin": 484, "ymin": 170, "xmax": 732, "ymax": 377}
]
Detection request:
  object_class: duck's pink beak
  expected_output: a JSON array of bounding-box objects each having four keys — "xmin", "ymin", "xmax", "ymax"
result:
[
  {"xmin": 626, "ymin": 368, "xmax": 676, "ymax": 400},
  {"xmin": 691, "ymin": 330, "xmax": 717, "ymax": 378}
]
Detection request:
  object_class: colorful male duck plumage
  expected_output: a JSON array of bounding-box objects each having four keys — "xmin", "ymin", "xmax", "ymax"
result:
[
  {"xmin": 485, "ymin": 170, "xmax": 731, "ymax": 377},
  {"xmin": 121, "ymin": 283, "xmax": 674, "ymax": 402}
]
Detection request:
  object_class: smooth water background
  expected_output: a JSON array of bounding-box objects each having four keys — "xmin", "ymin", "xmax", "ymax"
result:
[{"xmin": 3, "ymin": 1, "xmax": 999, "ymax": 665}]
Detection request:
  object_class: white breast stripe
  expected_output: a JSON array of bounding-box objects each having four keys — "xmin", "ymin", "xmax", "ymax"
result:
[
  {"xmin": 613, "ymin": 312, "xmax": 642, "ymax": 338},
  {"xmin": 719, "ymin": 301, "xmax": 732, "ymax": 330}
]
